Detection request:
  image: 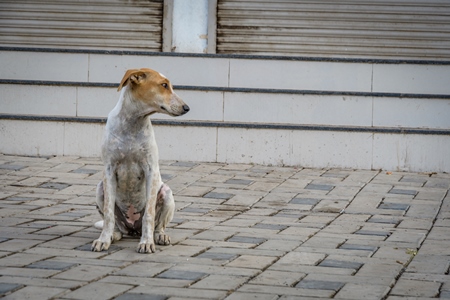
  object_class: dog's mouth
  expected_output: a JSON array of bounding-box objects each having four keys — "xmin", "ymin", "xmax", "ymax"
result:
[{"xmin": 160, "ymin": 105, "xmax": 190, "ymax": 117}]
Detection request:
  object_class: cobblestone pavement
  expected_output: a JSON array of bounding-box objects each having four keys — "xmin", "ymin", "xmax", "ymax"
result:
[{"xmin": 0, "ymin": 154, "xmax": 449, "ymax": 299}]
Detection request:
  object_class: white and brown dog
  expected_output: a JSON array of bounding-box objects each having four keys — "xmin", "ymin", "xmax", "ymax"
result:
[{"xmin": 92, "ymin": 68, "xmax": 189, "ymax": 253}]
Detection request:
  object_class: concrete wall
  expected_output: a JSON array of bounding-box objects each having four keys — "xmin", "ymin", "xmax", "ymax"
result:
[{"xmin": 1, "ymin": 50, "xmax": 450, "ymax": 172}]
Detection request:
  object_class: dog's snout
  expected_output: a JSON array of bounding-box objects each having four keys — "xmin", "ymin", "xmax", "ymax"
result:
[{"xmin": 182, "ymin": 105, "xmax": 190, "ymax": 113}]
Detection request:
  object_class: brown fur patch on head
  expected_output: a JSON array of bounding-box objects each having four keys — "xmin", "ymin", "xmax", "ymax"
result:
[{"xmin": 117, "ymin": 68, "xmax": 160, "ymax": 91}]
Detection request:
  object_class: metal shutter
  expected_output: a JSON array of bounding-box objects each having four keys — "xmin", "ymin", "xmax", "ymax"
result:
[
  {"xmin": 0, "ymin": 0, "xmax": 163, "ymax": 51},
  {"xmin": 217, "ymin": 0, "xmax": 450, "ymax": 60}
]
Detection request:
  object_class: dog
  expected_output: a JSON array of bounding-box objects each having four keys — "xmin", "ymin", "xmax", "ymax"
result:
[{"xmin": 91, "ymin": 68, "xmax": 189, "ymax": 253}]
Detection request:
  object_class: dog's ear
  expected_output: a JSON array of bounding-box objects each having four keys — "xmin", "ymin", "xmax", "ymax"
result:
[{"xmin": 117, "ymin": 69, "xmax": 146, "ymax": 91}]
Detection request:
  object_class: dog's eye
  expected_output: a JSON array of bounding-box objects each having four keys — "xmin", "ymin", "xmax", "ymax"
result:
[{"xmin": 161, "ymin": 83, "xmax": 168, "ymax": 89}]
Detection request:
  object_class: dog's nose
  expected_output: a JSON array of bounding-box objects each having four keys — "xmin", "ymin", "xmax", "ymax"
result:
[{"xmin": 182, "ymin": 105, "xmax": 190, "ymax": 112}]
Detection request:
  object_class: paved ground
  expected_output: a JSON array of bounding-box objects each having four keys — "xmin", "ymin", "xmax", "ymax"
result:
[{"xmin": 0, "ymin": 154, "xmax": 449, "ymax": 300}]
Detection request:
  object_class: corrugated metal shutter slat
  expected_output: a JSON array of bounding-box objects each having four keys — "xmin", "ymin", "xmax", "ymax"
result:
[
  {"xmin": 217, "ymin": 0, "xmax": 450, "ymax": 60},
  {"xmin": 0, "ymin": 0, "xmax": 163, "ymax": 51}
]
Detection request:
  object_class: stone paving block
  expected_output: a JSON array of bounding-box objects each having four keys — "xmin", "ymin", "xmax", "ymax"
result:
[
  {"xmin": 225, "ymin": 292, "xmax": 279, "ymax": 300},
  {"xmin": 175, "ymin": 220, "xmax": 216, "ymax": 230},
  {"xmin": 56, "ymin": 184, "xmax": 95, "ymax": 195},
  {"xmin": 246, "ymin": 181, "xmax": 281, "ymax": 192},
  {"xmin": 305, "ymin": 183, "xmax": 334, "ymax": 191},
  {"xmin": 416, "ymin": 189, "xmax": 448, "ymax": 201},
  {"xmin": 157, "ymin": 269, "xmax": 208, "ymax": 281},
  {"xmin": 203, "ymin": 191, "xmax": 235, "ymax": 200},
  {"xmin": 12, "ymin": 177, "xmax": 50, "ymax": 187},
  {"xmin": 318, "ymin": 259, "xmax": 363, "ymax": 270},
  {"xmin": 0, "ymin": 283, "xmax": 23, "ymax": 296},
  {"xmin": 356, "ymin": 263, "xmax": 403, "ymax": 278},
  {"xmin": 313, "ymin": 199, "xmax": 347, "ymax": 213},
  {"xmin": 0, "ymin": 191, "xmax": 19, "ymax": 199},
  {"xmin": 406, "ymin": 203, "xmax": 441, "ymax": 219},
  {"xmin": 367, "ymin": 216, "xmax": 400, "ymax": 225},
  {"xmin": 328, "ymin": 186, "xmax": 362, "ymax": 198},
  {"xmin": 115, "ymin": 293, "xmax": 167, "ymax": 300},
  {"xmin": 256, "ymin": 239, "xmax": 301, "ymax": 252},
  {"xmin": 290, "ymin": 197, "xmax": 320, "ymax": 205},
  {"xmin": 3, "ymin": 286, "xmax": 67, "ymax": 300},
  {"xmin": 63, "ymin": 282, "xmax": 133, "ymax": 300},
  {"xmin": 339, "ymin": 243, "xmax": 378, "ymax": 253},
  {"xmin": 225, "ymin": 178, "xmax": 254, "ymax": 185},
  {"xmin": 154, "ymin": 244, "xmax": 206, "ymax": 257},
  {"xmin": 4, "ymin": 196, "xmax": 38, "ymax": 202},
  {"xmin": 167, "ymin": 262, "xmax": 260, "ymax": 278},
  {"xmin": 39, "ymin": 182, "xmax": 71, "ymax": 190},
  {"xmin": 1, "ymin": 275, "xmax": 85, "ymax": 290},
  {"xmin": 386, "ymin": 229, "xmax": 427, "ymax": 247},
  {"xmin": 113, "ymin": 262, "xmax": 172, "ymax": 277},
  {"xmin": 296, "ymin": 280, "xmax": 345, "ymax": 291},
  {"xmin": 0, "ymin": 164, "xmax": 26, "ymax": 171},
  {"xmin": 334, "ymin": 283, "xmax": 390, "ymax": 299},
  {"xmin": 53, "ymin": 265, "xmax": 118, "ymax": 281},
  {"xmin": 378, "ymin": 202, "xmax": 410, "ymax": 211},
  {"xmin": 427, "ymin": 226, "xmax": 448, "ymax": 240},
  {"xmin": 0, "ymin": 239, "xmax": 43, "ymax": 252},
  {"xmin": 226, "ymin": 255, "xmax": 277, "ymax": 269},
  {"xmin": 400, "ymin": 176, "xmax": 427, "ymax": 184},
  {"xmin": 170, "ymin": 161, "xmax": 199, "ymax": 168},
  {"xmin": 389, "ymin": 188, "xmax": 418, "ymax": 196},
  {"xmin": 277, "ymin": 226, "xmax": 320, "ymax": 239},
  {"xmin": 228, "ymin": 236, "xmax": 267, "ymax": 245},
  {"xmin": 389, "ymin": 279, "xmax": 440, "ymax": 297},
  {"xmin": 223, "ymin": 194, "xmax": 264, "ymax": 207},
  {"xmin": 406, "ymin": 254, "xmax": 450, "ymax": 274},
  {"xmin": 298, "ymin": 246, "xmax": 373, "ymax": 258},
  {"xmin": 276, "ymin": 252, "xmax": 325, "ymax": 266},
  {"xmin": 26, "ymin": 260, "xmax": 78, "ymax": 271},
  {"xmin": 129, "ymin": 286, "xmax": 227, "ymax": 299},
  {"xmin": 0, "ymin": 266, "xmax": 61, "ymax": 278},
  {"xmin": 0, "ymin": 253, "xmax": 52, "ymax": 267},
  {"xmin": 191, "ymin": 230, "xmax": 234, "ymax": 241},
  {"xmin": 252, "ymin": 223, "xmax": 288, "ymax": 231},
  {"xmin": 302, "ymin": 236, "xmax": 346, "ymax": 248},
  {"xmin": 237, "ymin": 284, "xmax": 335, "ymax": 298},
  {"xmin": 191, "ymin": 274, "xmax": 250, "ymax": 291},
  {"xmin": 71, "ymin": 168, "xmax": 99, "ymax": 174},
  {"xmin": 35, "ymin": 225, "xmax": 86, "ymax": 236},
  {"xmin": 180, "ymin": 206, "xmax": 211, "ymax": 214},
  {"xmin": 355, "ymin": 229, "xmax": 391, "ymax": 238},
  {"xmin": 100, "ymin": 275, "xmax": 192, "ymax": 289},
  {"xmin": 197, "ymin": 252, "xmax": 238, "ymax": 261},
  {"xmin": 299, "ymin": 214, "xmax": 336, "ymax": 225},
  {"xmin": 250, "ymin": 270, "xmax": 305, "ymax": 287},
  {"xmin": 304, "ymin": 273, "xmax": 395, "ymax": 287},
  {"xmin": 177, "ymin": 186, "xmax": 214, "ymax": 197},
  {"xmin": 38, "ymin": 236, "xmax": 93, "ymax": 249}
]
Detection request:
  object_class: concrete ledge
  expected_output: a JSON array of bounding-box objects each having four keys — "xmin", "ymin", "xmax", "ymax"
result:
[
  {"xmin": 1, "ymin": 117, "xmax": 449, "ymax": 172},
  {"xmin": 2, "ymin": 48, "xmax": 450, "ymax": 95},
  {"xmin": 1, "ymin": 82, "xmax": 450, "ymax": 130}
]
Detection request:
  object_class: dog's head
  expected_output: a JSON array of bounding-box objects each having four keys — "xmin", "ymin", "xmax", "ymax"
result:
[{"xmin": 118, "ymin": 68, "xmax": 190, "ymax": 117}]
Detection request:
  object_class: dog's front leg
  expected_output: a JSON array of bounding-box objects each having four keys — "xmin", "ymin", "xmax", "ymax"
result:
[
  {"xmin": 92, "ymin": 166, "xmax": 117, "ymax": 251},
  {"xmin": 137, "ymin": 168, "xmax": 158, "ymax": 253}
]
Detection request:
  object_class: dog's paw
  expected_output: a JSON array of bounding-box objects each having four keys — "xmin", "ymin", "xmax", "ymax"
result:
[
  {"xmin": 137, "ymin": 242, "xmax": 156, "ymax": 253},
  {"xmin": 91, "ymin": 239, "xmax": 111, "ymax": 252},
  {"xmin": 155, "ymin": 233, "xmax": 171, "ymax": 245}
]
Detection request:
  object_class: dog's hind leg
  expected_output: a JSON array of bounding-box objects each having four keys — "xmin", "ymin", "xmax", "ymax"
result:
[
  {"xmin": 154, "ymin": 183, "xmax": 175, "ymax": 245},
  {"xmin": 94, "ymin": 181, "xmax": 123, "ymax": 242}
]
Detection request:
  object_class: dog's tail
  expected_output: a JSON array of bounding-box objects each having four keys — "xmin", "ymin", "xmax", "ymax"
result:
[{"xmin": 94, "ymin": 220, "xmax": 104, "ymax": 230}]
